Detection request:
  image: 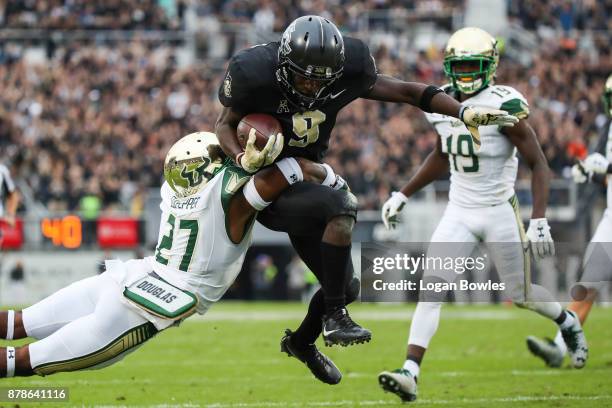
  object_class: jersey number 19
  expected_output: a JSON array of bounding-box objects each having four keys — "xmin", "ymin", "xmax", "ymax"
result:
[{"xmin": 444, "ymin": 133, "xmax": 479, "ymax": 173}]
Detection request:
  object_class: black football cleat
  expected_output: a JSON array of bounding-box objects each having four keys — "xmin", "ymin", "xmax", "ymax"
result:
[
  {"xmin": 280, "ymin": 329, "xmax": 342, "ymax": 385},
  {"xmin": 322, "ymin": 307, "xmax": 372, "ymax": 347}
]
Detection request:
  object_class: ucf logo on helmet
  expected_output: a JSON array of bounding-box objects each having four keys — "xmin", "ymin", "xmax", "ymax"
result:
[{"xmin": 279, "ymin": 21, "xmax": 296, "ymax": 56}]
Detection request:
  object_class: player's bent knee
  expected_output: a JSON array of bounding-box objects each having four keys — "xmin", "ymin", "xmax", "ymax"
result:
[
  {"xmin": 507, "ymin": 283, "xmax": 530, "ymax": 306},
  {"xmin": 418, "ymin": 276, "xmax": 451, "ymax": 303},
  {"xmin": 345, "ymin": 277, "xmax": 361, "ymax": 304},
  {"xmin": 323, "ymin": 189, "xmax": 358, "ymax": 223},
  {"xmin": 513, "ymin": 300, "xmax": 530, "ymax": 310}
]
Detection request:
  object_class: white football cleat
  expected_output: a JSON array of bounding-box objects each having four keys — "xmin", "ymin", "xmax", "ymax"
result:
[
  {"xmin": 560, "ymin": 311, "xmax": 588, "ymax": 368},
  {"xmin": 378, "ymin": 368, "xmax": 417, "ymax": 402},
  {"xmin": 526, "ymin": 336, "xmax": 564, "ymax": 368}
]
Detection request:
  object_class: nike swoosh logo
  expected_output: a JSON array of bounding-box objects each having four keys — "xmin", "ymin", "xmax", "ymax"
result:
[
  {"xmin": 329, "ymin": 89, "xmax": 346, "ymax": 99},
  {"xmin": 323, "ymin": 328, "xmax": 339, "ymax": 337}
]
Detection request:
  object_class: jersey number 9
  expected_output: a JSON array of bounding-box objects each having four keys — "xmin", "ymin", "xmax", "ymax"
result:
[{"xmin": 289, "ymin": 110, "xmax": 326, "ymax": 148}]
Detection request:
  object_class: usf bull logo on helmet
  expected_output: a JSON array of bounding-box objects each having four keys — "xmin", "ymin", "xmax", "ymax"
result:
[
  {"xmin": 164, "ymin": 132, "xmax": 225, "ymax": 198},
  {"xmin": 444, "ymin": 27, "xmax": 499, "ymax": 94}
]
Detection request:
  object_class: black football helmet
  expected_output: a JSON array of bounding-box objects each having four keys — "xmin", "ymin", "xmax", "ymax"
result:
[{"xmin": 276, "ymin": 15, "xmax": 345, "ymax": 110}]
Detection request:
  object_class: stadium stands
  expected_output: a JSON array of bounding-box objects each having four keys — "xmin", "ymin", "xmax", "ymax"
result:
[{"xmin": 0, "ymin": 0, "xmax": 610, "ymax": 212}]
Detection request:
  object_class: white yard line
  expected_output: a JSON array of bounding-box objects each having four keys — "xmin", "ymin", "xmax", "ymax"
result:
[
  {"xmin": 189, "ymin": 309, "xmax": 516, "ymax": 322},
  {"xmin": 90, "ymin": 394, "xmax": 612, "ymax": 408},
  {"xmin": 21, "ymin": 365, "xmax": 610, "ymax": 387}
]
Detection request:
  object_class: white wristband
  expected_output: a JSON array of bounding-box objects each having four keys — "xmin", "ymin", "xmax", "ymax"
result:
[
  {"xmin": 243, "ymin": 177, "xmax": 271, "ymax": 211},
  {"xmin": 6, "ymin": 346, "xmax": 15, "ymax": 377},
  {"xmin": 6, "ymin": 310, "xmax": 14, "ymax": 340},
  {"xmin": 235, "ymin": 152, "xmax": 245, "ymax": 168},
  {"xmin": 275, "ymin": 158, "xmax": 303, "ymax": 185},
  {"xmin": 321, "ymin": 164, "xmax": 337, "ymax": 187}
]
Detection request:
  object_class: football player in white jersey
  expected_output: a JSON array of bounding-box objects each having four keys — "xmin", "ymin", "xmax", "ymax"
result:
[
  {"xmin": 526, "ymin": 74, "xmax": 612, "ymax": 368},
  {"xmin": 377, "ymin": 27, "xmax": 588, "ymax": 402},
  {"xmin": 0, "ymin": 130, "xmax": 345, "ymax": 378}
]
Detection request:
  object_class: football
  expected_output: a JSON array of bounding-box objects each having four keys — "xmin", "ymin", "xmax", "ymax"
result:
[{"xmin": 236, "ymin": 113, "xmax": 282, "ymax": 150}]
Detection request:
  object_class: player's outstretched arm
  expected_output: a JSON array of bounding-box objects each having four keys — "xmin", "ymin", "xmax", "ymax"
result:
[
  {"xmin": 382, "ymin": 137, "xmax": 448, "ymax": 229},
  {"xmin": 225, "ymin": 158, "xmax": 338, "ymax": 243},
  {"xmin": 364, "ymin": 75, "xmax": 518, "ymax": 145},
  {"xmin": 364, "ymin": 75, "xmax": 461, "ymax": 117}
]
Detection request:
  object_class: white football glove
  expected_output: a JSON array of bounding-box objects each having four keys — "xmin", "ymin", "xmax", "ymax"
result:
[
  {"xmin": 381, "ymin": 191, "xmax": 409, "ymax": 230},
  {"xmin": 238, "ymin": 128, "xmax": 284, "ymax": 173},
  {"xmin": 583, "ymin": 152, "xmax": 610, "ymax": 174},
  {"xmin": 526, "ymin": 218, "xmax": 555, "ymax": 260},
  {"xmin": 460, "ymin": 106, "xmax": 519, "ymax": 150},
  {"xmin": 321, "ymin": 163, "xmax": 350, "ymax": 191},
  {"xmin": 571, "ymin": 163, "xmax": 591, "ymax": 184}
]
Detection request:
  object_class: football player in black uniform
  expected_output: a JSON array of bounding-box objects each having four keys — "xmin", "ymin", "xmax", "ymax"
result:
[{"xmin": 216, "ymin": 15, "xmax": 518, "ymax": 385}]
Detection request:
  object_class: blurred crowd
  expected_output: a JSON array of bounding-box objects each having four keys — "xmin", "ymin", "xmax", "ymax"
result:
[
  {"xmin": 0, "ymin": 0, "xmax": 186, "ymax": 29},
  {"xmin": 508, "ymin": 0, "xmax": 612, "ymax": 32},
  {"xmin": 0, "ymin": 1, "xmax": 610, "ymax": 213},
  {"xmin": 0, "ymin": 42, "xmax": 219, "ymax": 212},
  {"xmin": 199, "ymin": 0, "xmax": 459, "ymax": 29},
  {"xmin": 327, "ymin": 32, "xmax": 612, "ymax": 208}
]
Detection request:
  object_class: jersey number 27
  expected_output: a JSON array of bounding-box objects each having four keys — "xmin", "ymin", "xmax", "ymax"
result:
[{"xmin": 155, "ymin": 214, "xmax": 199, "ymax": 272}]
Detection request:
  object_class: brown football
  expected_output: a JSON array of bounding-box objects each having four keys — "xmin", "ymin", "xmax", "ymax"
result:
[{"xmin": 236, "ymin": 113, "xmax": 282, "ymax": 150}]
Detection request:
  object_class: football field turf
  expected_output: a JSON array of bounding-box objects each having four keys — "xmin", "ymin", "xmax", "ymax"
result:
[{"xmin": 2, "ymin": 302, "xmax": 611, "ymax": 407}]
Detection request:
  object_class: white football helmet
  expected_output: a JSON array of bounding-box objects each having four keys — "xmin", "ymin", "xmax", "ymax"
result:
[
  {"xmin": 444, "ymin": 27, "xmax": 499, "ymax": 95},
  {"xmin": 164, "ymin": 132, "xmax": 225, "ymax": 198}
]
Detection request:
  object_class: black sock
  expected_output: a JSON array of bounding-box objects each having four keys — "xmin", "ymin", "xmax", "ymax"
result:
[
  {"xmin": 554, "ymin": 310, "xmax": 569, "ymax": 325},
  {"xmin": 407, "ymin": 355, "xmax": 423, "ymax": 366},
  {"xmin": 292, "ymin": 289, "xmax": 325, "ymax": 349},
  {"xmin": 292, "ymin": 275, "xmax": 360, "ymax": 349},
  {"xmin": 321, "ymin": 242, "xmax": 350, "ymax": 315}
]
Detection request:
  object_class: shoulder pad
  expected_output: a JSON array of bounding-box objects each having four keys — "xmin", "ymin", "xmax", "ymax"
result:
[
  {"xmin": 342, "ymin": 37, "xmax": 378, "ymax": 94},
  {"xmin": 486, "ymin": 85, "xmax": 530, "ymax": 120},
  {"xmin": 219, "ymin": 44, "xmax": 277, "ymax": 108}
]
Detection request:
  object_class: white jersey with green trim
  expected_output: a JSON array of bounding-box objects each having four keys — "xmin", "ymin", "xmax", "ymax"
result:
[
  {"xmin": 606, "ymin": 121, "xmax": 612, "ymax": 210},
  {"xmin": 425, "ymin": 84, "xmax": 530, "ymax": 208},
  {"xmin": 148, "ymin": 164, "xmax": 253, "ymax": 313}
]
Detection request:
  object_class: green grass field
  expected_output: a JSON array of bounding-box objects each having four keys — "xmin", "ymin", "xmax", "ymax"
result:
[{"xmin": 2, "ymin": 302, "xmax": 611, "ymax": 407}]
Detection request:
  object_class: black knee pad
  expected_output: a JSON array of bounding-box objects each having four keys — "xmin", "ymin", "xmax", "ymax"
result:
[
  {"xmin": 257, "ymin": 183, "xmax": 357, "ymax": 237},
  {"xmin": 345, "ymin": 277, "xmax": 361, "ymax": 304},
  {"xmin": 324, "ymin": 189, "xmax": 358, "ymax": 223}
]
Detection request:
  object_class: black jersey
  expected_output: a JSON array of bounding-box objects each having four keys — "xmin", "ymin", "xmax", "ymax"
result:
[{"xmin": 218, "ymin": 37, "xmax": 377, "ymax": 162}]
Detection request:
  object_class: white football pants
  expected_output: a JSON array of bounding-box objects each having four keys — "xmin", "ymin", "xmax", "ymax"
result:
[
  {"xmin": 580, "ymin": 209, "xmax": 612, "ymax": 288},
  {"xmin": 22, "ymin": 265, "xmax": 162, "ymax": 376},
  {"xmin": 409, "ymin": 198, "xmax": 562, "ymax": 348}
]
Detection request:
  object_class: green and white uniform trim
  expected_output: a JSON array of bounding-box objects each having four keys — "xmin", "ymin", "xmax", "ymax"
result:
[
  {"xmin": 152, "ymin": 161, "xmax": 254, "ymax": 315},
  {"xmin": 34, "ymin": 322, "xmax": 158, "ymax": 376},
  {"xmin": 425, "ymin": 84, "xmax": 528, "ymax": 208}
]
